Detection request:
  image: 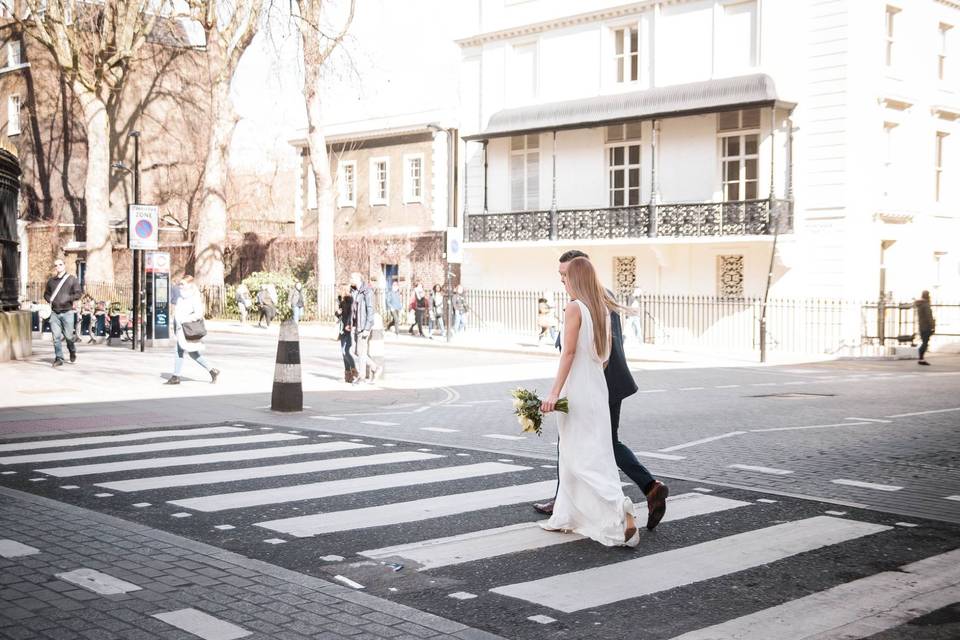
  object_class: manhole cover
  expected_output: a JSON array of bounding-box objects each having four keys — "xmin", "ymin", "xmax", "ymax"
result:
[{"xmin": 751, "ymin": 392, "xmax": 836, "ymax": 399}]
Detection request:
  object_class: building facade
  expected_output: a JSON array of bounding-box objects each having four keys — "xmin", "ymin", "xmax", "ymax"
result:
[{"xmin": 456, "ymin": 0, "xmax": 960, "ymax": 302}]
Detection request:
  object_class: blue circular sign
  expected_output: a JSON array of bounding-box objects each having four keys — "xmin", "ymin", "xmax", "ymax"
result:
[{"xmin": 135, "ymin": 219, "xmax": 153, "ymax": 238}]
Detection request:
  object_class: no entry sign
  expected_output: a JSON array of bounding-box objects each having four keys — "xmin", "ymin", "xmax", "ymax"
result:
[{"xmin": 128, "ymin": 204, "xmax": 159, "ymax": 250}]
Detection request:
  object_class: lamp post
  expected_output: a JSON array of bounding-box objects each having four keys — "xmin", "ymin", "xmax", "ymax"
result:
[
  {"xmin": 112, "ymin": 130, "xmax": 144, "ymax": 352},
  {"xmin": 427, "ymin": 123, "xmax": 459, "ymax": 343}
]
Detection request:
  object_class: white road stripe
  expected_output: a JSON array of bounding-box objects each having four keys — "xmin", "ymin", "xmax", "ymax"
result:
[
  {"xmin": 679, "ymin": 387, "xmax": 704, "ymax": 391},
  {"xmin": 37, "ymin": 442, "xmax": 373, "ymax": 477},
  {"xmin": 659, "ymin": 431, "xmax": 746, "ymax": 452},
  {"xmin": 257, "ymin": 480, "xmax": 557, "ymax": 537},
  {"xmin": 484, "ymin": 434, "xmax": 527, "ymax": 441},
  {"xmin": 56, "ymin": 568, "xmax": 142, "ymax": 595},
  {"xmin": 885, "ymin": 407, "xmax": 960, "ymax": 418},
  {"xmin": 944, "ymin": 495, "xmax": 960, "ymax": 502},
  {"xmin": 361, "ymin": 421, "xmax": 399, "ymax": 426},
  {"xmin": 751, "ymin": 421, "xmax": 872, "ymax": 433},
  {"xmin": 668, "ymin": 548, "xmax": 960, "ymax": 640},
  {"xmin": 715, "ymin": 385, "xmax": 741, "ymax": 388},
  {"xmin": 153, "ymin": 608, "xmax": 250, "ymax": 640},
  {"xmin": 633, "ymin": 451, "xmax": 686, "ymax": 461},
  {"xmin": 334, "ymin": 575, "xmax": 365, "ymax": 590},
  {"xmin": 846, "ymin": 417, "xmax": 892, "ymax": 423},
  {"xmin": 832, "ymin": 479, "xmax": 903, "ymax": 492},
  {"xmin": 95, "ymin": 451, "xmax": 443, "ymax": 492},
  {"xmin": 421, "ymin": 428, "xmax": 459, "ymax": 433},
  {"xmin": 0, "ymin": 427, "xmax": 246, "ymax": 453},
  {"xmin": 0, "ymin": 434, "xmax": 306, "ymax": 465},
  {"xmin": 359, "ymin": 493, "xmax": 751, "ymax": 570},
  {"xmin": 728, "ymin": 464, "xmax": 793, "ymax": 476},
  {"xmin": 490, "ymin": 516, "xmax": 890, "ymax": 613},
  {"xmin": 171, "ymin": 462, "xmax": 530, "ymax": 513},
  {"xmin": 640, "ymin": 389, "xmax": 666, "ymax": 393},
  {"xmin": 0, "ymin": 540, "xmax": 40, "ymax": 558},
  {"xmin": 310, "ymin": 416, "xmax": 345, "ymax": 421}
]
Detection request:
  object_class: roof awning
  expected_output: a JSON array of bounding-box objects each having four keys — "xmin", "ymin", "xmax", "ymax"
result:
[{"xmin": 464, "ymin": 74, "xmax": 794, "ymax": 141}]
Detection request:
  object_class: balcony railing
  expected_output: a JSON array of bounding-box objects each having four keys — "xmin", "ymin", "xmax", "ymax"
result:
[{"xmin": 465, "ymin": 199, "xmax": 793, "ymax": 243}]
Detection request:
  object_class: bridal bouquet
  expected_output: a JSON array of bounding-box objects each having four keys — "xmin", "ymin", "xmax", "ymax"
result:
[{"xmin": 511, "ymin": 387, "xmax": 568, "ymax": 436}]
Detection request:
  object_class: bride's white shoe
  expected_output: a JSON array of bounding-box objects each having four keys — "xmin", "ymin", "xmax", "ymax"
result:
[{"xmin": 623, "ymin": 513, "xmax": 640, "ymax": 547}]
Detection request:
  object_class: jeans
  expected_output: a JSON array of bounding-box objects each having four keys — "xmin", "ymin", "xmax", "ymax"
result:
[
  {"xmin": 384, "ymin": 309, "xmax": 401, "ymax": 334},
  {"xmin": 919, "ymin": 330, "xmax": 932, "ymax": 360},
  {"xmin": 430, "ymin": 314, "xmax": 445, "ymax": 337},
  {"xmin": 340, "ymin": 331, "xmax": 355, "ymax": 372},
  {"xmin": 49, "ymin": 310, "xmax": 76, "ymax": 361},
  {"xmin": 453, "ymin": 311, "xmax": 467, "ymax": 333},
  {"xmin": 293, "ymin": 306, "xmax": 303, "ymax": 323},
  {"xmin": 174, "ymin": 344, "xmax": 211, "ymax": 376},
  {"xmin": 353, "ymin": 331, "xmax": 378, "ymax": 379}
]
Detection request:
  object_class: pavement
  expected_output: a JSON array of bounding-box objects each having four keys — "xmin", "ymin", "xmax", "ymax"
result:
[{"xmin": 2, "ymin": 330, "xmax": 960, "ymax": 639}]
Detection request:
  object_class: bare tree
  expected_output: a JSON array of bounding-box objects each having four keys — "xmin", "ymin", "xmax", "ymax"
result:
[
  {"xmin": 14, "ymin": 0, "xmax": 164, "ymax": 284},
  {"xmin": 293, "ymin": 0, "xmax": 355, "ymax": 311},
  {"xmin": 188, "ymin": 0, "xmax": 265, "ymax": 289}
]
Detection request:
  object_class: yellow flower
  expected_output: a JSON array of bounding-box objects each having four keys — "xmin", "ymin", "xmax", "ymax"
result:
[
  {"xmin": 512, "ymin": 398, "xmax": 523, "ymax": 410},
  {"xmin": 520, "ymin": 417, "xmax": 536, "ymax": 433}
]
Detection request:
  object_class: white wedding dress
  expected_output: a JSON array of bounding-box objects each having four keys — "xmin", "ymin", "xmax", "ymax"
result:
[{"xmin": 540, "ymin": 299, "xmax": 636, "ymax": 547}]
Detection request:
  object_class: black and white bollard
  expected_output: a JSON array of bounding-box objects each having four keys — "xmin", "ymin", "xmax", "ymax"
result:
[{"xmin": 271, "ymin": 319, "xmax": 303, "ymax": 412}]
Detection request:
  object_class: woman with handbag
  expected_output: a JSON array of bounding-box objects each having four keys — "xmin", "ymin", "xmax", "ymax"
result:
[{"xmin": 166, "ymin": 276, "xmax": 219, "ymax": 385}]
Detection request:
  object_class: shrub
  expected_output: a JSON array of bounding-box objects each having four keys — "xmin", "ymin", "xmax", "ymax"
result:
[{"xmin": 240, "ymin": 271, "xmax": 311, "ymax": 322}]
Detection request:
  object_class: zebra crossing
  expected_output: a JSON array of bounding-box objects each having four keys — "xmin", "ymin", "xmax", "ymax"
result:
[{"xmin": 1, "ymin": 422, "xmax": 958, "ymax": 640}]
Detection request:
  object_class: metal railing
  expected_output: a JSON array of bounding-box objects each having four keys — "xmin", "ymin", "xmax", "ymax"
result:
[{"xmin": 465, "ymin": 199, "xmax": 793, "ymax": 243}]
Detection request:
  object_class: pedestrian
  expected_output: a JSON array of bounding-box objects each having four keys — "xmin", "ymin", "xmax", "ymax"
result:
[
  {"xmin": 257, "ymin": 285, "xmax": 276, "ymax": 327},
  {"xmin": 384, "ymin": 280, "xmax": 402, "ymax": 335},
  {"xmin": 79, "ymin": 294, "xmax": 95, "ymax": 342},
  {"xmin": 43, "ymin": 257, "xmax": 83, "ymax": 367},
  {"xmin": 429, "ymin": 283, "xmax": 445, "ymax": 339},
  {"xmin": 537, "ymin": 293, "xmax": 558, "ymax": 342},
  {"xmin": 627, "ymin": 287, "xmax": 643, "ymax": 341},
  {"xmin": 334, "ymin": 286, "xmax": 357, "ymax": 383},
  {"xmin": 348, "ymin": 272, "xmax": 380, "ymax": 383},
  {"xmin": 534, "ymin": 249, "xmax": 669, "ymax": 532},
  {"xmin": 235, "ymin": 283, "xmax": 252, "ymax": 325},
  {"xmin": 915, "ymin": 290, "xmax": 936, "ymax": 366},
  {"xmin": 93, "ymin": 299, "xmax": 107, "ymax": 341},
  {"xmin": 165, "ymin": 276, "xmax": 219, "ymax": 385},
  {"xmin": 409, "ymin": 283, "xmax": 427, "ymax": 337},
  {"xmin": 452, "ymin": 284, "xmax": 469, "ymax": 334},
  {"xmin": 289, "ymin": 282, "xmax": 305, "ymax": 324}
]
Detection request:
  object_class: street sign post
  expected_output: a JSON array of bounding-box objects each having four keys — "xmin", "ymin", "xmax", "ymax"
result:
[{"xmin": 128, "ymin": 204, "xmax": 159, "ymax": 250}]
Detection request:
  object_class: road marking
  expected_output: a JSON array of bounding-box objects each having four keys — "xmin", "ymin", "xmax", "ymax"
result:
[
  {"xmin": 490, "ymin": 516, "xmax": 890, "ymax": 613},
  {"xmin": 171, "ymin": 462, "xmax": 530, "ymax": 513},
  {"xmin": 728, "ymin": 464, "xmax": 793, "ymax": 476},
  {"xmin": 0, "ymin": 540, "xmax": 39, "ymax": 558},
  {"xmin": 633, "ymin": 451, "xmax": 686, "ymax": 461},
  {"xmin": 693, "ymin": 487, "xmax": 713, "ymax": 493},
  {"xmin": 463, "ymin": 400, "xmax": 498, "ymax": 404},
  {"xmin": 359, "ymin": 493, "xmax": 751, "ymax": 570},
  {"xmin": 172, "ymin": 512, "xmax": 191, "ymax": 518},
  {"xmin": 56, "ymin": 568, "xmax": 142, "ymax": 595},
  {"xmin": 751, "ymin": 421, "xmax": 872, "ymax": 433},
  {"xmin": 263, "ymin": 538, "xmax": 286, "ymax": 545},
  {"xmin": 257, "ymin": 480, "xmax": 557, "ymax": 537},
  {"xmin": 361, "ymin": 421, "xmax": 399, "ymax": 426},
  {"xmin": 659, "ymin": 432, "xmax": 746, "ymax": 452},
  {"xmin": 715, "ymin": 384, "xmax": 740, "ymax": 388},
  {"xmin": 310, "ymin": 416, "xmax": 345, "ymax": 421},
  {"xmin": 413, "ymin": 406, "xmax": 431, "ymax": 413},
  {"xmin": 214, "ymin": 525, "xmax": 235, "ymax": 530},
  {"xmin": 668, "ymin": 548, "xmax": 960, "ymax": 640},
  {"xmin": 94, "ymin": 492, "xmax": 112, "ymax": 498},
  {"xmin": 528, "ymin": 615, "xmax": 557, "ymax": 624},
  {"xmin": 824, "ymin": 510, "xmax": 847, "ymax": 516},
  {"xmin": 679, "ymin": 387, "xmax": 704, "ymax": 391},
  {"xmin": 0, "ymin": 427, "xmax": 246, "ymax": 453},
  {"xmin": 751, "ymin": 382, "xmax": 780, "ymax": 386},
  {"xmin": 59, "ymin": 485, "xmax": 79, "ymax": 490},
  {"xmin": 0, "ymin": 434, "xmax": 307, "ymax": 465},
  {"xmin": 885, "ymin": 407, "xmax": 960, "ymax": 418},
  {"xmin": 484, "ymin": 434, "xmax": 527, "ymax": 441},
  {"xmin": 448, "ymin": 592, "xmax": 477, "ymax": 600},
  {"xmin": 153, "ymin": 608, "xmax": 250, "ymax": 640},
  {"xmin": 132, "ymin": 502, "xmax": 151, "ymax": 508},
  {"xmin": 28, "ymin": 477, "xmax": 46, "ymax": 482},
  {"xmin": 832, "ymin": 479, "xmax": 903, "ymax": 492},
  {"xmin": 96, "ymin": 451, "xmax": 443, "ymax": 492},
  {"xmin": 640, "ymin": 389, "xmax": 666, "ymax": 393},
  {"xmin": 334, "ymin": 575, "xmax": 364, "ymax": 589},
  {"xmin": 895, "ymin": 522, "xmax": 919, "ymax": 528},
  {"xmin": 945, "ymin": 495, "xmax": 960, "ymax": 502},
  {"xmin": 846, "ymin": 417, "xmax": 891, "ymax": 423},
  {"xmin": 421, "ymin": 427, "xmax": 459, "ymax": 433},
  {"xmin": 756, "ymin": 498, "xmax": 777, "ymax": 503},
  {"xmin": 38, "ymin": 442, "xmax": 373, "ymax": 477},
  {"xmin": 0, "ymin": 471, "xmax": 15, "ymax": 475}
]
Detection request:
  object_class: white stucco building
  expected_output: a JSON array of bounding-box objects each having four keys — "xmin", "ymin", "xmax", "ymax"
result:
[{"xmin": 456, "ymin": 0, "xmax": 960, "ymax": 302}]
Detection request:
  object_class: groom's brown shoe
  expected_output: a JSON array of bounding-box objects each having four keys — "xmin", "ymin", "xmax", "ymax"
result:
[
  {"xmin": 645, "ymin": 481, "xmax": 669, "ymax": 531},
  {"xmin": 533, "ymin": 500, "xmax": 555, "ymax": 515}
]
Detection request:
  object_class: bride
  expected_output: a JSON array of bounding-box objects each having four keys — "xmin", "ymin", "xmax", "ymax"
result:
[{"xmin": 540, "ymin": 256, "xmax": 640, "ymax": 547}]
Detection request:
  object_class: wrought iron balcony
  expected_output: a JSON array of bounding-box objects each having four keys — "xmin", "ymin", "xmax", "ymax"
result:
[{"xmin": 465, "ymin": 199, "xmax": 793, "ymax": 243}]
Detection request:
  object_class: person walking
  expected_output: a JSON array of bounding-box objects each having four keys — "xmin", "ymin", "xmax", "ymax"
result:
[
  {"xmin": 289, "ymin": 282, "xmax": 305, "ymax": 324},
  {"xmin": 452, "ymin": 284, "xmax": 469, "ymax": 334},
  {"xmin": 257, "ymin": 285, "xmax": 276, "ymax": 327},
  {"xmin": 235, "ymin": 283, "xmax": 252, "ymax": 325},
  {"xmin": 535, "ymin": 250, "xmax": 669, "ymax": 532},
  {"xmin": 409, "ymin": 283, "xmax": 428, "ymax": 337},
  {"xmin": 335, "ymin": 286, "xmax": 357, "ymax": 382},
  {"xmin": 165, "ymin": 276, "xmax": 219, "ymax": 385},
  {"xmin": 43, "ymin": 258, "xmax": 83, "ymax": 367},
  {"xmin": 429, "ymin": 284, "xmax": 446, "ymax": 339},
  {"xmin": 348, "ymin": 272, "xmax": 381, "ymax": 383},
  {"xmin": 537, "ymin": 294, "xmax": 558, "ymax": 342},
  {"xmin": 915, "ymin": 290, "xmax": 936, "ymax": 366},
  {"xmin": 384, "ymin": 281, "xmax": 402, "ymax": 335}
]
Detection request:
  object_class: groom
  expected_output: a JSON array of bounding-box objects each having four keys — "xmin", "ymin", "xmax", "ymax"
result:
[{"xmin": 534, "ymin": 250, "xmax": 669, "ymax": 530}]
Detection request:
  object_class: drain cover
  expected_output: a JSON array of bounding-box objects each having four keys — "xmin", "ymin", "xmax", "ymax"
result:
[{"xmin": 751, "ymin": 392, "xmax": 836, "ymax": 399}]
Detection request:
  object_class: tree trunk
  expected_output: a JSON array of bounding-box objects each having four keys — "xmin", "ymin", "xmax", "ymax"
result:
[
  {"xmin": 76, "ymin": 84, "xmax": 114, "ymax": 284},
  {"xmin": 305, "ymin": 85, "xmax": 336, "ymax": 288},
  {"xmin": 193, "ymin": 82, "xmax": 233, "ymax": 289}
]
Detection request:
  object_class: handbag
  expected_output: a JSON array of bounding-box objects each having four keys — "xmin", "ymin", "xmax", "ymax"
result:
[{"xmin": 181, "ymin": 318, "xmax": 207, "ymax": 341}]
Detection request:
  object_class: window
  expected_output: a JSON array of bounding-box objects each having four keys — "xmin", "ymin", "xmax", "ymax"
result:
[
  {"xmin": 939, "ymin": 23, "xmax": 952, "ymax": 82},
  {"xmin": 509, "ymin": 43, "xmax": 537, "ymax": 104},
  {"xmin": 6, "ymin": 41, "xmax": 19, "ymax": 67},
  {"xmin": 613, "ymin": 26, "xmax": 639, "ymax": 83},
  {"xmin": 935, "ymin": 132, "xmax": 947, "ymax": 202},
  {"xmin": 606, "ymin": 123, "xmax": 642, "ymax": 206},
  {"xmin": 510, "ymin": 134, "xmax": 539, "ymax": 211},
  {"xmin": 369, "ymin": 157, "xmax": 389, "ymax": 205},
  {"xmin": 403, "ymin": 154, "xmax": 423, "ymax": 203},
  {"xmin": 718, "ymin": 110, "xmax": 760, "ymax": 201},
  {"xmin": 717, "ymin": 1, "xmax": 758, "ymax": 73},
  {"xmin": 337, "ymin": 160, "xmax": 356, "ymax": 208},
  {"xmin": 7, "ymin": 95, "xmax": 19, "ymax": 136},
  {"xmin": 885, "ymin": 6, "xmax": 899, "ymax": 68}
]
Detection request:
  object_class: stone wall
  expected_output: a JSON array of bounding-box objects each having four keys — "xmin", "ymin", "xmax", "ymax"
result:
[{"xmin": 0, "ymin": 310, "xmax": 31, "ymax": 361}]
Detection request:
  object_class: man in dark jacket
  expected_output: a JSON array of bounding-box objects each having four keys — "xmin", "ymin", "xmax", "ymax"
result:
[
  {"xmin": 533, "ymin": 250, "xmax": 669, "ymax": 531},
  {"xmin": 43, "ymin": 258, "xmax": 83, "ymax": 367},
  {"xmin": 916, "ymin": 290, "xmax": 936, "ymax": 365},
  {"xmin": 348, "ymin": 272, "xmax": 380, "ymax": 383}
]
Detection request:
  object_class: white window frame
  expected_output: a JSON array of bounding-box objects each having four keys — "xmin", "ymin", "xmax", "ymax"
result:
[
  {"xmin": 510, "ymin": 134, "xmax": 540, "ymax": 211},
  {"xmin": 718, "ymin": 110, "xmax": 760, "ymax": 202},
  {"xmin": 6, "ymin": 41, "xmax": 19, "ymax": 67},
  {"xmin": 337, "ymin": 160, "xmax": 356, "ymax": 208},
  {"xmin": 612, "ymin": 24, "xmax": 639, "ymax": 84},
  {"xmin": 605, "ymin": 123, "xmax": 642, "ymax": 207},
  {"xmin": 7, "ymin": 94, "xmax": 20, "ymax": 136},
  {"xmin": 717, "ymin": 0, "xmax": 759, "ymax": 74},
  {"xmin": 369, "ymin": 157, "xmax": 389, "ymax": 206},
  {"xmin": 939, "ymin": 23, "xmax": 952, "ymax": 83},
  {"xmin": 885, "ymin": 6, "xmax": 899, "ymax": 69},
  {"xmin": 402, "ymin": 153, "xmax": 424, "ymax": 204},
  {"xmin": 935, "ymin": 131, "xmax": 947, "ymax": 203}
]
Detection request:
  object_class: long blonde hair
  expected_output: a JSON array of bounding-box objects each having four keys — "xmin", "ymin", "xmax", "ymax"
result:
[{"xmin": 565, "ymin": 257, "xmax": 624, "ymax": 361}]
